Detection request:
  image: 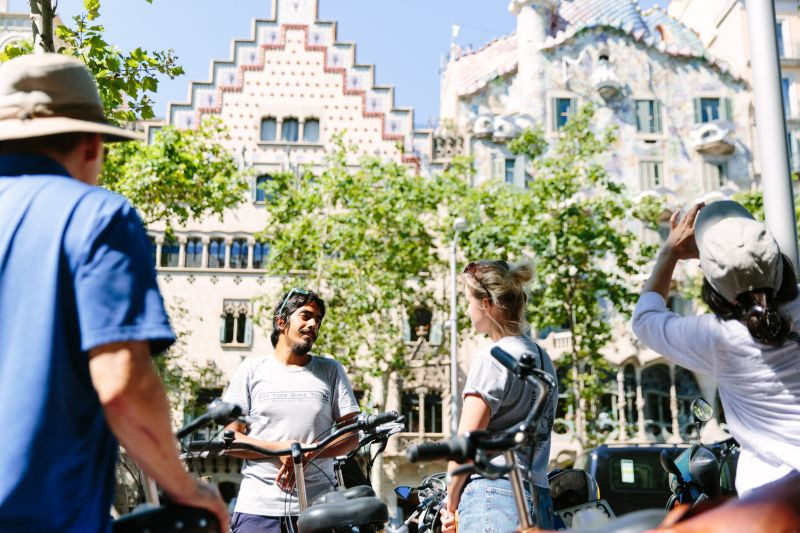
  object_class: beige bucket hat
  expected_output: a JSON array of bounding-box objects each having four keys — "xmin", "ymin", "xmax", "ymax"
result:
[
  {"xmin": 0, "ymin": 53, "xmax": 141, "ymax": 142},
  {"xmin": 695, "ymin": 200, "xmax": 783, "ymax": 304}
]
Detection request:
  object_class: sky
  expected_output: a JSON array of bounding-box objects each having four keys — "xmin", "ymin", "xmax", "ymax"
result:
[{"xmin": 9, "ymin": 0, "xmax": 669, "ymax": 127}]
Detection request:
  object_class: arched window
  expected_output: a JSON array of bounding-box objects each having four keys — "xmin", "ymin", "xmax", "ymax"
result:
[
  {"xmin": 160, "ymin": 238, "xmax": 179, "ymax": 268},
  {"xmin": 401, "ymin": 391, "xmax": 420, "ymax": 433},
  {"xmin": 408, "ymin": 307, "xmax": 432, "ymax": 341},
  {"xmin": 185, "ymin": 237, "xmax": 203, "ymax": 268},
  {"xmin": 223, "ymin": 312, "xmax": 235, "ymax": 344},
  {"xmin": 642, "ymin": 364, "xmax": 671, "ymax": 439},
  {"xmin": 207, "ymin": 238, "xmax": 225, "ymax": 268},
  {"xmin": 675, "ymin": 367, "xmax": 701, "ymax": 438},
  {"xmin": 424, "ymin": 392, "xmax": 443, "ymax": 434},
  {"xmin": 230, "ymin": 239, "xmax": 248, "ymax": 269},
  {"xmin": 252, "ymin": 242, "xmax": 269, "ymax": 269},
  {"xmin": 282, "ymin": 118, "xmax": 299, "ymax": 142},
  {"xmin": 304, "ymin": 118, "xmax": 320, "ymax": 143},
  {"xmin": 219, "ymin": 301, "xmax": 253, "ymax": 346},
  {"xmin": 148, "ymin": 235, "xmax": 157, "ymax": 266},
  {"xmin": 260, "ymin": 117, "xmax": 277, "ymax": 141}
]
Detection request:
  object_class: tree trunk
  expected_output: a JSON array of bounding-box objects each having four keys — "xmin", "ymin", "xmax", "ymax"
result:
[{"xmin": 29, "ymin": 0, "xmax": 55, "ymax": 53}]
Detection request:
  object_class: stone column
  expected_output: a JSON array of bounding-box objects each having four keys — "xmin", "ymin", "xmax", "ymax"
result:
[
  {"xmin": 178, "ymin": 235, "xmax": 187, "ymax": 268},
  {"xmin": 201, "ymin": 236, "xmax": 210, "ymax": 268},
  {"xmin": 616, "ymin": 367, "xmax": 628, "ymax": 442},
  {"xmin": 247, "ymin": 237, "xmax": 255, "ymax": 269},
  {"xmin": 417, "ymin": 388, "xmax": 427, "ymax": 435},
  {"xmin": 224, "ymin": 237, "xmax": 232, "ymax": 268},
  {"xmin": 635, "ymin": 366, "xmax": 647, "ymax": 441},
  {"xmin": 155, "ymin": 235, "xmax": 164, "ymax": 268},
  {"xmin": 668, "ymin": 364, "xmax": 683, "ymax": 443},
  {"xmin": 298, "ymin": 119, "xmax": 305, "ymax": 143}
]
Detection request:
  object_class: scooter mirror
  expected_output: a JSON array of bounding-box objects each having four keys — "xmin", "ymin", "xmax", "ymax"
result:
[
  {"xmin": 691, "ymin": 398, "xmax": 714, "ymax": 423},
  {"xmin": 394, "ymin": 486, "xmax": 413, "ymax": 500},
  {"xmin": 659, "ymin": 449, "xmax": 685, "ymax": 484}
]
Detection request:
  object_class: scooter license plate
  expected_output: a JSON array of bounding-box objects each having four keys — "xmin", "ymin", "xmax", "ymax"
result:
[{"xmin": 556, "ymin": 499, "xmax": 615, "ymax": 528}]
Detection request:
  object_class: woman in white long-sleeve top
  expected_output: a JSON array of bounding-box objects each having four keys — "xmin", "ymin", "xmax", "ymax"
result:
[{"xmin": 631, "ymin": 200, "xmax": 800, "ymax": 498}]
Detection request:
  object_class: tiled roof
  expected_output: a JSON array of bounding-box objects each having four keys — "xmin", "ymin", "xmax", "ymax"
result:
[
  {"xmin": 450, "ymin": 1, "xmax": 738, "ymax": 97},
  {"xmin": 451, "ymin": 34, "xmax": 518, "ymax": 96}
]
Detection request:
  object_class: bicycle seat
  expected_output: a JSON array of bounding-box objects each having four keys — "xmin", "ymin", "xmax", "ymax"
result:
[
  {"xmin": 112, "ymin": 504, "xmax": 218, "ymax": 533},
  {"xmin": 314, "ymin": 484, "xmax": 376, "ymax": 505},
  {"xmin": 569, "ymin": 508, "xmax": 665, "ymax": 533},
  {"xmin": 298, "ymin": 496, "xmax": 388, "ymax": 533}
]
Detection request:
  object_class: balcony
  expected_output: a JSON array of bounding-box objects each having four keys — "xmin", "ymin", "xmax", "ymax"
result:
[{"xmin": 690, "ymin": 121, "xmax": 735, "ymax": 156}]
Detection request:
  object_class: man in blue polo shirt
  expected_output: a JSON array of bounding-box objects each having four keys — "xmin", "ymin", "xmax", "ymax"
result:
[{"xmin": 0, "ymin": 54, "xmax": 227, "ymax": 531}]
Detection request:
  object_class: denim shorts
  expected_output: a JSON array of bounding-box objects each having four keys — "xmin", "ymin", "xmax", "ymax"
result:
[{"xmin": 456, "ymin": 477, "xmax": 554, "ymax": 532}]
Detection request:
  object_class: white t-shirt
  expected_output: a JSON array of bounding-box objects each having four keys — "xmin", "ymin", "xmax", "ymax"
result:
[
  {"xmin": 632, "ymin": 291, "xmax": 800, "ymax": 495},
  {"xmin": 222, "ymin": 355, "xmax": 359, "ymax": 516},
  {"xmin": 462, "ymin": 335, "xmax": 558, "ymax": 488}
]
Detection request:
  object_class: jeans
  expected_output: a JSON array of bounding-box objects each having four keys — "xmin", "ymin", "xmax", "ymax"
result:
[
  {"xmin": 230, "ymin": 512, "xmax": 298, "ymax": 533},
  {"xmin": 457, "ymin": 477, "xmax": 554, "ymax": 532}
]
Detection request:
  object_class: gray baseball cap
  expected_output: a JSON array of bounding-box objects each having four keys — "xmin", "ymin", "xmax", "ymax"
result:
[
  {"xmin": 694, "ymin": 200, "xmax": 783, "ymax": 304},
  {"xmin": 0, "ymin": 53, "xmax": 141, "ymax": 142}
]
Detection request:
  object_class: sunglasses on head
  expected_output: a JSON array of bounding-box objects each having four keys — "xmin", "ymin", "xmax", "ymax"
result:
[
  {"xmin": 276, "ymin": 287, "xmax": 311, "ymax": 317},
  {"xmin": 463, "ymin": 260, "xmax": 509, "ymax": 295}
]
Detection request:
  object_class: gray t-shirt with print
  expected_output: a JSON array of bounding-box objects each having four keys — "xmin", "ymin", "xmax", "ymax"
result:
[
  {"xmin": 222, "ymin": 354, "xmax": 359, "ymax": 516},
  {"xmin": 462, "ymin": 335, "xmax": 558, "ymax": 488}
]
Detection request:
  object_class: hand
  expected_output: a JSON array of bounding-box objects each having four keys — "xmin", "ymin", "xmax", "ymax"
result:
[
  {"xmin": 169, "ymin": 478, "xmax": 229, "ymax": 533},
  {"xmin": 440, "ymin": 507, "xmax": 457, "ymax": 533},
  {"xmin": 276, "ymin": 453, "xmax": 298, "ymax": 492},
  {"xmin": 664, "ymin": 203, "xmax": 704, "ymax": 261}
]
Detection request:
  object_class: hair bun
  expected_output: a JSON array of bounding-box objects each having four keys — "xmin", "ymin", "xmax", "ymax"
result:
[{"xmin": 509, "ymin": 261, "xmax": 534, "ymax": 286}]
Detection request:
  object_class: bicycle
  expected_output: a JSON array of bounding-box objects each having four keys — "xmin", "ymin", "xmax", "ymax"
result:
[
  {"xmin": 113, "ymin": 399, "xmax": 245, "ymax": 532},
  {"xmin": 197, "ymin": 410, "xmax": 402, "ymax": 532}
]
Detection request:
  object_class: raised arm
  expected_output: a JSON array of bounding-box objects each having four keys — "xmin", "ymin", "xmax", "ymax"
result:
[
  {"xmin": 641, "ymin": 203, "xmax": 704, "ymax": 300},
  {"xmin": 89, "ymin": 340, "xmax": 228, "ymax": 531}
]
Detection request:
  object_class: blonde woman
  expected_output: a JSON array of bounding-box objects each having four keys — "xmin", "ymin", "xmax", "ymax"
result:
[{"xmin": 440, "ymin": 260, "xmax": 558, "ymax": 532}]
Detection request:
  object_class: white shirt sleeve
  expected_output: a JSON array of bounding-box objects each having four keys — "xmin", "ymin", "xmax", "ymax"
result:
[
  {"xmin": 222, "ymin": 358, "xmax": 253, "ymax": 415},
  {"xmin": 631, "ymin": 292, "xmax": 720, "ymax": 376}
]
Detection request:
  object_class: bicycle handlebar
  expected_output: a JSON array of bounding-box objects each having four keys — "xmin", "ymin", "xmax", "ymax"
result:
[
  {"xmin": 175, "ymin": 400, "xmax": 243, "ymax": 440},
  {"xmin": 221, "ymin": 410, "xmax": 401, "ymax": 458}
]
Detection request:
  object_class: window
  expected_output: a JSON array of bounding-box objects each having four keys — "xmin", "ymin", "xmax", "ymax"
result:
[
  {"xmin": 777, "ymin": 20, "xmax": 786, "ymax": 57},
  {"xmin": 783, "ymin": 78, "xmax": 791, "ymax": 117},
  {"xmin": 160, "ymin": 238, "xmax": 179, "ymax": 268},
  {"xmin": 252, "ymin": 242, "xmax": 269, "ymax": 269},
  {"xmin": 407, "ymin": 307, "xmax": 433, "ymax": 342},
  {"xmin": 703, "ymin": 161, "xmax": 728, "ymax": 190},
  {"xmin": 254, "ymin": 174, "xmax": 272, "ymax": 203},
  {"xmin": 148, "ymin": 236, "xmax": 157, "ymax": 266},
  {"xmin": 207, "ymin": 238, "xmax": 225, "ymax": 268},
  {"xmin": 304, "ymin": 118, "xmax": 320, "ymax": 143},
  {"xmin": 694, "ymin": 97, "xmax": 732, "ymax": 123},
  {"xmin": 635, "ymin": 100, "xmax": 662, "ymax": 134},
  {"xmin": 642, "ymin": 364, "xmax": 671, "ymax": 439},
  {"xmin": 401, "ymin": 392, "xmax": 420, "ymax": 433},
  {"xmin": 260, "ymin": 117, "xmax": 277, "ymax": 142},
  {"xmin": 220, "ymin": 301, "xmax": 252, "ymax": 346},
  {"xmin": 504, "ymin": 159, "xmax": 515, "ymax": 184},
  {"xmin": 553, "ymin": 97, "xmax": 576, "ymax": 130},
  {"xmin": 639, "ymin": 161, "xmax": 662, "ymax": 190},
  {"xmin": 281, "ymin": 118, "xmax": 299, "ymax": 142},
  {"xmin": 424, "ymin": 393, "xmax": 443, "ymax": 433},
  {"xmin": 230, "ymin": 239, "xmax": 248, "ymax": 269},
  {"xmin": 184, "ymin": 237, "xmax": 203, "ymax": 268}
]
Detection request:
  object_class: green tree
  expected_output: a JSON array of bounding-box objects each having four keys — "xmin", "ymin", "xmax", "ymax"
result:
[
  {"xmin": 451, "ymin": 104, "xmax": 659, "ymax": 446},
  {"xmin": 100, "ymin": 117, "xmax": 249, "ymax": 232},
  {"xmin": 256, "ymin": 135, "xmax": 451, "ymax": 404},
  {"xmin": 4, "ymin": 1, "xmax": 247, "ymax": 405}
]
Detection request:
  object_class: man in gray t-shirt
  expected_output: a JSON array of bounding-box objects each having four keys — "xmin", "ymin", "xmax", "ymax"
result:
[{"xmin": 223, "ymin": 289, "xmax": 359, "ymax": 532}]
